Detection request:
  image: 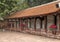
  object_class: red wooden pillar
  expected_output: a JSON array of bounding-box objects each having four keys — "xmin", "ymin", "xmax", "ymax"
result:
[
  {"xmin": 59, "ymin": 15, "xmax": 60, "ymax": 33},
  {"xmin": 44, "ymin": 16, "xmax": 47, "ymax": 33},
  {"xmin": 53, "ymin": 15, "xmax": 57, "ymax": 35},
  {"xmin": 40, "ymin": 18, "xmax": 42, "ymax": 29},
  {"xmin": 26, "ymin": 19, "xmax": 28, "ymax": 30},
  {"xmin": 5, "ymin": 19, "xmax": 7, "ymax": 28},
  {"xmin": 30, "ymin": 19, "xmax": 31, "ymax": 28},
  {"xmin": 19, "ymin": 18, "xmax": 20, "ymax": 28},
  {"xmin": 34, "ymin": 18, "xmax": 36, "ymax": 31},
  {"xmin": 39, "ymin": 17, "xmax": 44, "ymax": 29},
  {"xmin": 7, "ymin": 19, "xmax": 9, "ymax": 28},
  {"xmin": 20, "ymin": 19, "xmax": 23, "ymax": 31},
  {"xmin": 15, "ymin": 19, "xmax": 17, "ymax": 31},
  {"xmin": 19, "ymin": 19, "xmax": 21, "ymax": 32},
  {"xmin": 54, "ymin": 15, "xmax": 57, "ymax": 25}
]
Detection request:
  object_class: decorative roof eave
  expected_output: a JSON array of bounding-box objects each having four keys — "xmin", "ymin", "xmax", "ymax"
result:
[{"xmin": 6, "ymin": 10, "xmax": 59, "ymax": 19}]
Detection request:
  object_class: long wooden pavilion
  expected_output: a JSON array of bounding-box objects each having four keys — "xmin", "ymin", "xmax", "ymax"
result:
[{"xmin": 5, "ymin": 1, "xmax": 60, "ymax": 35}]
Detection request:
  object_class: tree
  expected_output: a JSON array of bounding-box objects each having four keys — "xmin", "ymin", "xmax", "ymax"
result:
[
  {"xmin": 17, "ymin": 0, "xmax": 29, "ymax": 10},
  {"xmin": 27, "ymin": 0, "xmax": 56, "ymax": 7},
  {"xmin": 0, "ymin": 0, "xmax": 18, "ymax": 18}
]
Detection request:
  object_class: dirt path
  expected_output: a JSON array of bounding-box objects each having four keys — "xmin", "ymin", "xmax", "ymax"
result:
[{"xmin": 0, "ymin": 31, "xmax": 60, "ymax": 42}]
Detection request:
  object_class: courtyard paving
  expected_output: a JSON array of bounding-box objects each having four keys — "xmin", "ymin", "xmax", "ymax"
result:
[{"xmin": 0, "ymin": 31, "xmax": 60, "ymax": 42}]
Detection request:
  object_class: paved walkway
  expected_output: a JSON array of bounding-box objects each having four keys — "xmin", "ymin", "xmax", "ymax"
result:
[{"xmin": 0, "ymin": 31, "xmax": 60, "ymax": 42}]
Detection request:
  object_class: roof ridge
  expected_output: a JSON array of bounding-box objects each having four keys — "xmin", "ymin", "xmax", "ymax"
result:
[{"xmin": 25, "ymin": 1, "xmax": 60, "ymax": 10}]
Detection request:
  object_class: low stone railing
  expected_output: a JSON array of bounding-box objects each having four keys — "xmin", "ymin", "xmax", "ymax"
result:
[
  {"xmin": 4, "ymin": 28, "xmax": 60, "ymax": 39},
  {"xmin": 20, "ymin": 29, "xmax": 60, "ymax": 39}
]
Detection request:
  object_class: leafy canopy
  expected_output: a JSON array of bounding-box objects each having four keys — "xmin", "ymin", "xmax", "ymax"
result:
[
  {"xmin": 27, "ymin": 0, "xmax": 56, "ymax": 7},
  {"xmin": 0, "ymin": 0, "xmax": 18, "ymax": 18}
]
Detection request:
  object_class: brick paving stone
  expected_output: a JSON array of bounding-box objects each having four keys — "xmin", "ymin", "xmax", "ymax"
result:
[{"xmin": 0, "ymin": 31, "xmax": 60, "ymax": 42}]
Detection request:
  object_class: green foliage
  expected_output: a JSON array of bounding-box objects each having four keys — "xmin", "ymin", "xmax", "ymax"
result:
[
  {"xmin": 17, "ymin": 0, "xmax": 29, "ymax": 10},
  {"xmin": 0, "ymin": 0, "xmax": 18, "ymax": 18},
  {"xmin": 27, "ymin": 0, "xmax": 56, "ymax": 7}
]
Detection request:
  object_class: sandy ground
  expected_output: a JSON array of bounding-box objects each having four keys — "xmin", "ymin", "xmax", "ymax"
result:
[{"xmin": 0, "ymin": 31, "xmax": 60, "ymax": 42}]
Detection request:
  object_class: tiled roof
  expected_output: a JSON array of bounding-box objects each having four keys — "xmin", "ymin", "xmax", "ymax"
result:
[{"xmin": 8, "ymin": 1, "xmax": 60, "ymax": 18}]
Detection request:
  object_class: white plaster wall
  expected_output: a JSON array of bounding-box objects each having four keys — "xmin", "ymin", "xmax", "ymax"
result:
[
  {"xmin": 16, "ymin": 21, "xmax": 20, "ymax": 28},
  {"xmin": 47, "ymin": 15, "xmax": 54, "ymax": 31},
  {"xmin": 36, "ymin": 19, "xmax": 40, "ymax": 29},
  {"xmin": 31, "ymin": 19, "xmax": 34, "ymax": 29},
  {"xmin": 42, "ymin": 20, "xmax": 45, "ymax": 29},
  {"xmin": 47, "ymin": 15, "xmax": 59, "ymax": 31},
  {"xmin": 28, "ymin": 19, "xmax": 30, "ymax": 28},
  {"xmin": 27, "ymin": 15, "xmax": 59, "ymax": 31},
  {"xmin": 57, "ymin": 15, "xmax": 59, "ymax": 31}
]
